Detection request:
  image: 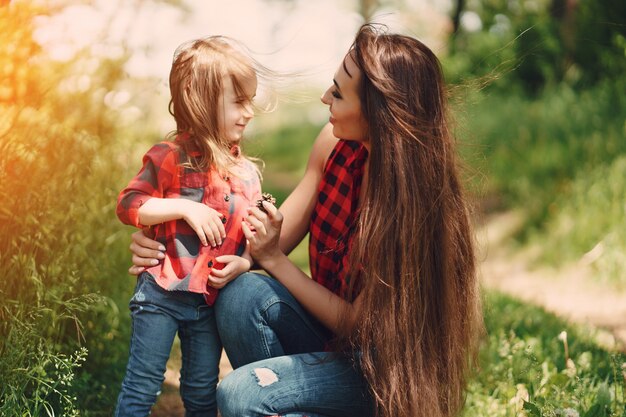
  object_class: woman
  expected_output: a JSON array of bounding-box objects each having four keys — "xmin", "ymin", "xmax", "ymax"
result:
[{"xmin": 129, "ymin": 24, "xmax": 483, "ymax": 417}]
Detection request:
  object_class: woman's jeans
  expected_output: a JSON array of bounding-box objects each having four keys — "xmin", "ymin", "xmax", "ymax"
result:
[
  {"xmin": 215, "ymin": 272, "xmax": 373, "ymax": 417},
  {"xmin": 115, "ymin": 273, "xmax": 222, "ymax": 417}
]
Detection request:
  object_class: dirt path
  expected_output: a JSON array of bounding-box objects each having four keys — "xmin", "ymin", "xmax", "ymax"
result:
[
  {"xmin": 151, "ymin": 211, "xmax": 626, "ymax": 415},
  {"xmin": 477, "ymin": 211, "xmax": 626, "ymax": 349}
]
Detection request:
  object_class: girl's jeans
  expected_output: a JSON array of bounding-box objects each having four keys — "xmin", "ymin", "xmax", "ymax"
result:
[
  {"xmin": 214, "ymin": 272, "xmax": 373, "ymax": 417},
  {"xmin": 115, "ymin": 273, "xmax": 221, "ymax": 417}
]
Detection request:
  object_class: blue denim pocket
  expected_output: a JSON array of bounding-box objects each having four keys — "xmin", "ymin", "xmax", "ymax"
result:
[{"xmin": 130, "ymin": 272, "xmax": 158, "ymax": 305}]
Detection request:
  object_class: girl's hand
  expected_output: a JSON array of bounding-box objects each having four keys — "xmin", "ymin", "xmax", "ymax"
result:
[
  {"xmin": 129, "ymin": 229, "xmax": 165, "ymax": 275},
  {"xmin": 242, "ymin": 201, "xmax": 283, "ymax": 265},
  {"xmin": 207, "ymin": 255, "xmax": 252, "ymax": 289},
  {"xmin": 180, "ymin": 200, "xmax": 226, "ymax": 247}
]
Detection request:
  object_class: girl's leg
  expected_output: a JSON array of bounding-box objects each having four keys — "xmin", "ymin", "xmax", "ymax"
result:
[
  {"xmin": 214, "ymin": 272, "xmax": 330, "ymax": 369},
  {"xmin": 178, "ymin": 304, "xmax": 222, "ymax": 417},
  {"xmin": 115, "ymin": 275, "xmax": 178, "ymax": 417},
  {"xmin": 217, "ymin": 352, "xmax": 373, "ymax": 417}
]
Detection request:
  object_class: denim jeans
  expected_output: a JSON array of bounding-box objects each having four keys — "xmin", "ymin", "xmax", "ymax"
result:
[
  {"xmin": 115, "ymin": 273, "xmax": 222, "ymax": 417},
  {"xmin": 214, "ymin": 272, "xmax": 373, "ymax": 417}
]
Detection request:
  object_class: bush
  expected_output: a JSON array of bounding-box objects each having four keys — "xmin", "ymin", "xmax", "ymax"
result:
[
  {"xmin": 0, "ymin": 3, "xmax": 138, "ymax": 414},
  {"xmin": 457, "ymin": 79, "xmax": 626, "ymax": 226}
]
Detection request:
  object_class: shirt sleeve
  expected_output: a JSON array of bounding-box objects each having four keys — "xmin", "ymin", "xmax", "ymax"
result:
[{"xmin": 116, "ymin": 142, "xmax": 178, "ymax": 228}]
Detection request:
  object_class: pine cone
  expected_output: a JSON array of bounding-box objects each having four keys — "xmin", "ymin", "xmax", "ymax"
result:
[{"xmin": 256, "ymin": 193, "xmax": 276, "ymax": 213}]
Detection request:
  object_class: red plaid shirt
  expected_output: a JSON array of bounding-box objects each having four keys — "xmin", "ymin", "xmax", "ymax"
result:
[
  {"xmin": 309, "ymin": 140, "xmax": 368, "ymax": 301},
  {"xmin": 117, "ymin": 140, "xmax": 261, "ymax": 305}
]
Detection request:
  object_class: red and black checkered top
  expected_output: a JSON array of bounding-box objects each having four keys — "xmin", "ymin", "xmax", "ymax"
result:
[
  {"xmin": 117, "ymin": 139, "xmax": 261, "ymax": 306},
  {"xmin": 309, "ymin": 139, "xmax": 368, "ymax": 301}
]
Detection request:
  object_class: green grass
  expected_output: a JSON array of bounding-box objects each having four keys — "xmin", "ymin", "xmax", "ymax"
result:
[
  {"xmin": 530, "ymin": 156, "xmax": 626, "ymax": 287},
  {"xmin": 465, "ymin": 291, "xmax": 625, "ymax": 417},
  {"xmin": 457, "ymin": 80, "xmax": 626, "ymax": 284}
]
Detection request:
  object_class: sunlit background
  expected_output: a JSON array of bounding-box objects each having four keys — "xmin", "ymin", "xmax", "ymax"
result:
[
  {"xmin": 1, "ymin": 0, "xmax": 625, "ymax": 416},
  {"xmin": 31, "ymin": 0, "xmax": 454, "ymax": 134}
]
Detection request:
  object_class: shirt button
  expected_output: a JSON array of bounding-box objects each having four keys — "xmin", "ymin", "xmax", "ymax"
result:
[
  {"xmin": 224, "ymin": 195, "xmax": 230, "ymax": 202},
  {"xmin": 207, "ymin": 260, "xmax": 213, "ymax": 268},
  {"xmin": 221, "ymin": 217, "xmax": 227, "ymax": 224}
]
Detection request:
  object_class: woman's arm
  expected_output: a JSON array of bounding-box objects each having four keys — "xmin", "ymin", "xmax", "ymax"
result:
[
  {"xmin": 278, "ymin": 123, "xmax": 338, "ymax": 254},
  {"xmin": 244, "ymin": 200, "xmax": 361, "ymax": 335}
]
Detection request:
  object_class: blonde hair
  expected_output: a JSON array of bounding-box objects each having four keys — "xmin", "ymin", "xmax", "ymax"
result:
[{"xmin": 167, "ymin": 36, "xmax": 261, "ymax": 176}]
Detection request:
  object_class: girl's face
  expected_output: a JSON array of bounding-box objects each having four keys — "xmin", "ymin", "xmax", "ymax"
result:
[
  {"xmin": 321, "ymin": 53, "xmax": 368, "ymax": 143},
  {"xmin": 219, "ymin": 74, "xmax": 257, "ymax": 143}
]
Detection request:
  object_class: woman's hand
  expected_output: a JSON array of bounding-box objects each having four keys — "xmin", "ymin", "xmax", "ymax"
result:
[
  {"xmin": 242, "ymin": 201, "xmax": 284, "ymax": 266},
  {"xmin": 129, "ymin": 229, "xmax": 165, "ymax": 275}
]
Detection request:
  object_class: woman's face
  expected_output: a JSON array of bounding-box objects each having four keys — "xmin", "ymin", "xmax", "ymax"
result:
[{"xmin": 321, "ymin": 53, "xmax": 368, "ymax": 143}]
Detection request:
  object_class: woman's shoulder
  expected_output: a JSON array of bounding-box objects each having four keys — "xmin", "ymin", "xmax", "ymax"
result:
[{"xmin": 310, "ymin": 123, "xmax": 340, "ymax": 171}]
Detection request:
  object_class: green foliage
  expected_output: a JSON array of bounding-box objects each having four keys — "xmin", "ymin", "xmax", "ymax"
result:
[
  {"xmin": 0, "ymin": 2, "xmax": 138, "ymax": 415},
  {"xmin": 449, "ymin": 0, "xmax": 626, "ymax": 93},
  {"xmin": 458, "ymin": 78, "xmax": 626, "ymax": 223},
  {"xmin": 455, "ymin": 77, "xmax": 626, "ymax": 283},
  {"xmin": 246, "ymin": 121, "xmax": 320, "ymax": 205},
  {"xmin": 572, "ymin": 0, "xmax": 626, "ymax": 86},
  {"xmin": 465, "ymin": 291, "xmax": 625, "ymax": 417},
  {"xmin": 531, "ymin": 155, "xmax": 626, "ymax": 286}
]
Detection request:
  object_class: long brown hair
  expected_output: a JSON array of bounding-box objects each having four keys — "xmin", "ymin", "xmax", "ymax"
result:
[
  {"xmin": 344, "ymin": 24, "xmax": 483, "ymax": 417},
  {"xmin": 168, "ymin": 37, "xmax": 258, "ymax": 175}
]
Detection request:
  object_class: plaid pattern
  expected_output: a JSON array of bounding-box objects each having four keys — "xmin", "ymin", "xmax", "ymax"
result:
[
  {"xmin": 309, "ymin": 140, "xmax": 368, "ymax": 301},
  {"xmin": 117, "ymin": 140, "xmax": 261, "ymax": 305}
]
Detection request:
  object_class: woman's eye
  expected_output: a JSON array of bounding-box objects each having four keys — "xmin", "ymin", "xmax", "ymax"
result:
[{"xmin": 331, "ymin": 90, "xmax": 341, "ymax": 99}]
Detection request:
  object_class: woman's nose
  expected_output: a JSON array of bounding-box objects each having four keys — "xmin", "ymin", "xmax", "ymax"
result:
[{"xmin": 320, "ymin": 88, "xmax": 331, "ymax": 105}]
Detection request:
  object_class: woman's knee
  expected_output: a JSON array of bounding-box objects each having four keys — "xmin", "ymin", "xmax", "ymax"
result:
[
  {"xmin": 216, "ymin": 367, "xmax": 257, "ymax": 417},
  {"xmin": 214, "ymin": 272, "xmax": 283, "ymax": 327}
]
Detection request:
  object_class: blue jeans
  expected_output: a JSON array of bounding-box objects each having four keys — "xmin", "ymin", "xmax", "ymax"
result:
[
  {"xmin": 214, "ymin": 272, "xmax": 373, "ymax": 417},
  {"xmin": 115, "ymin": 273, "xmax": 222, "ymax": 417}
]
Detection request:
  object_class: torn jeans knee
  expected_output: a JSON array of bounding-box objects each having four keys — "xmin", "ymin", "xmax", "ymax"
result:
[{"xmin": 252, "ymin": 367, "xmax": 279, "ymax": 387}]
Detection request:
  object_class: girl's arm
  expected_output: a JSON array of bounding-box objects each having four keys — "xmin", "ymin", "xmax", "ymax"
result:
[
  {"xmin": 137, "ymin": 197, "xmax": 196, "ymax": 225},
  {"xmin": 243, "ymin": 201, "xmax": 361, "ymax": 335},
  {"xmin": 138, "ymin": 198, "xmax": 225, "ymax": 247},
  {"xmin": 277, "ymin": 123, "xmax": 338, "ymax": 254},
  {"xmin": 116, "ymin": 142, "xmax": 226, "ymax": 248},
  {"xmin": 126, "ymin": 123, "xmax": 338, "ymax": 272}
]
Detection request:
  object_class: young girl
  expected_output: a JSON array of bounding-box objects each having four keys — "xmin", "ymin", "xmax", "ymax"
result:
[{"xmin": 114, "ymin": 36, "xmax": 263, "ymax": 417}]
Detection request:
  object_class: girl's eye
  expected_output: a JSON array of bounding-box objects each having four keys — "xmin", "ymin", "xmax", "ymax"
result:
[{"xmin": 331, "ymin": 90, "xmax": 341, "ymax": 99}]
